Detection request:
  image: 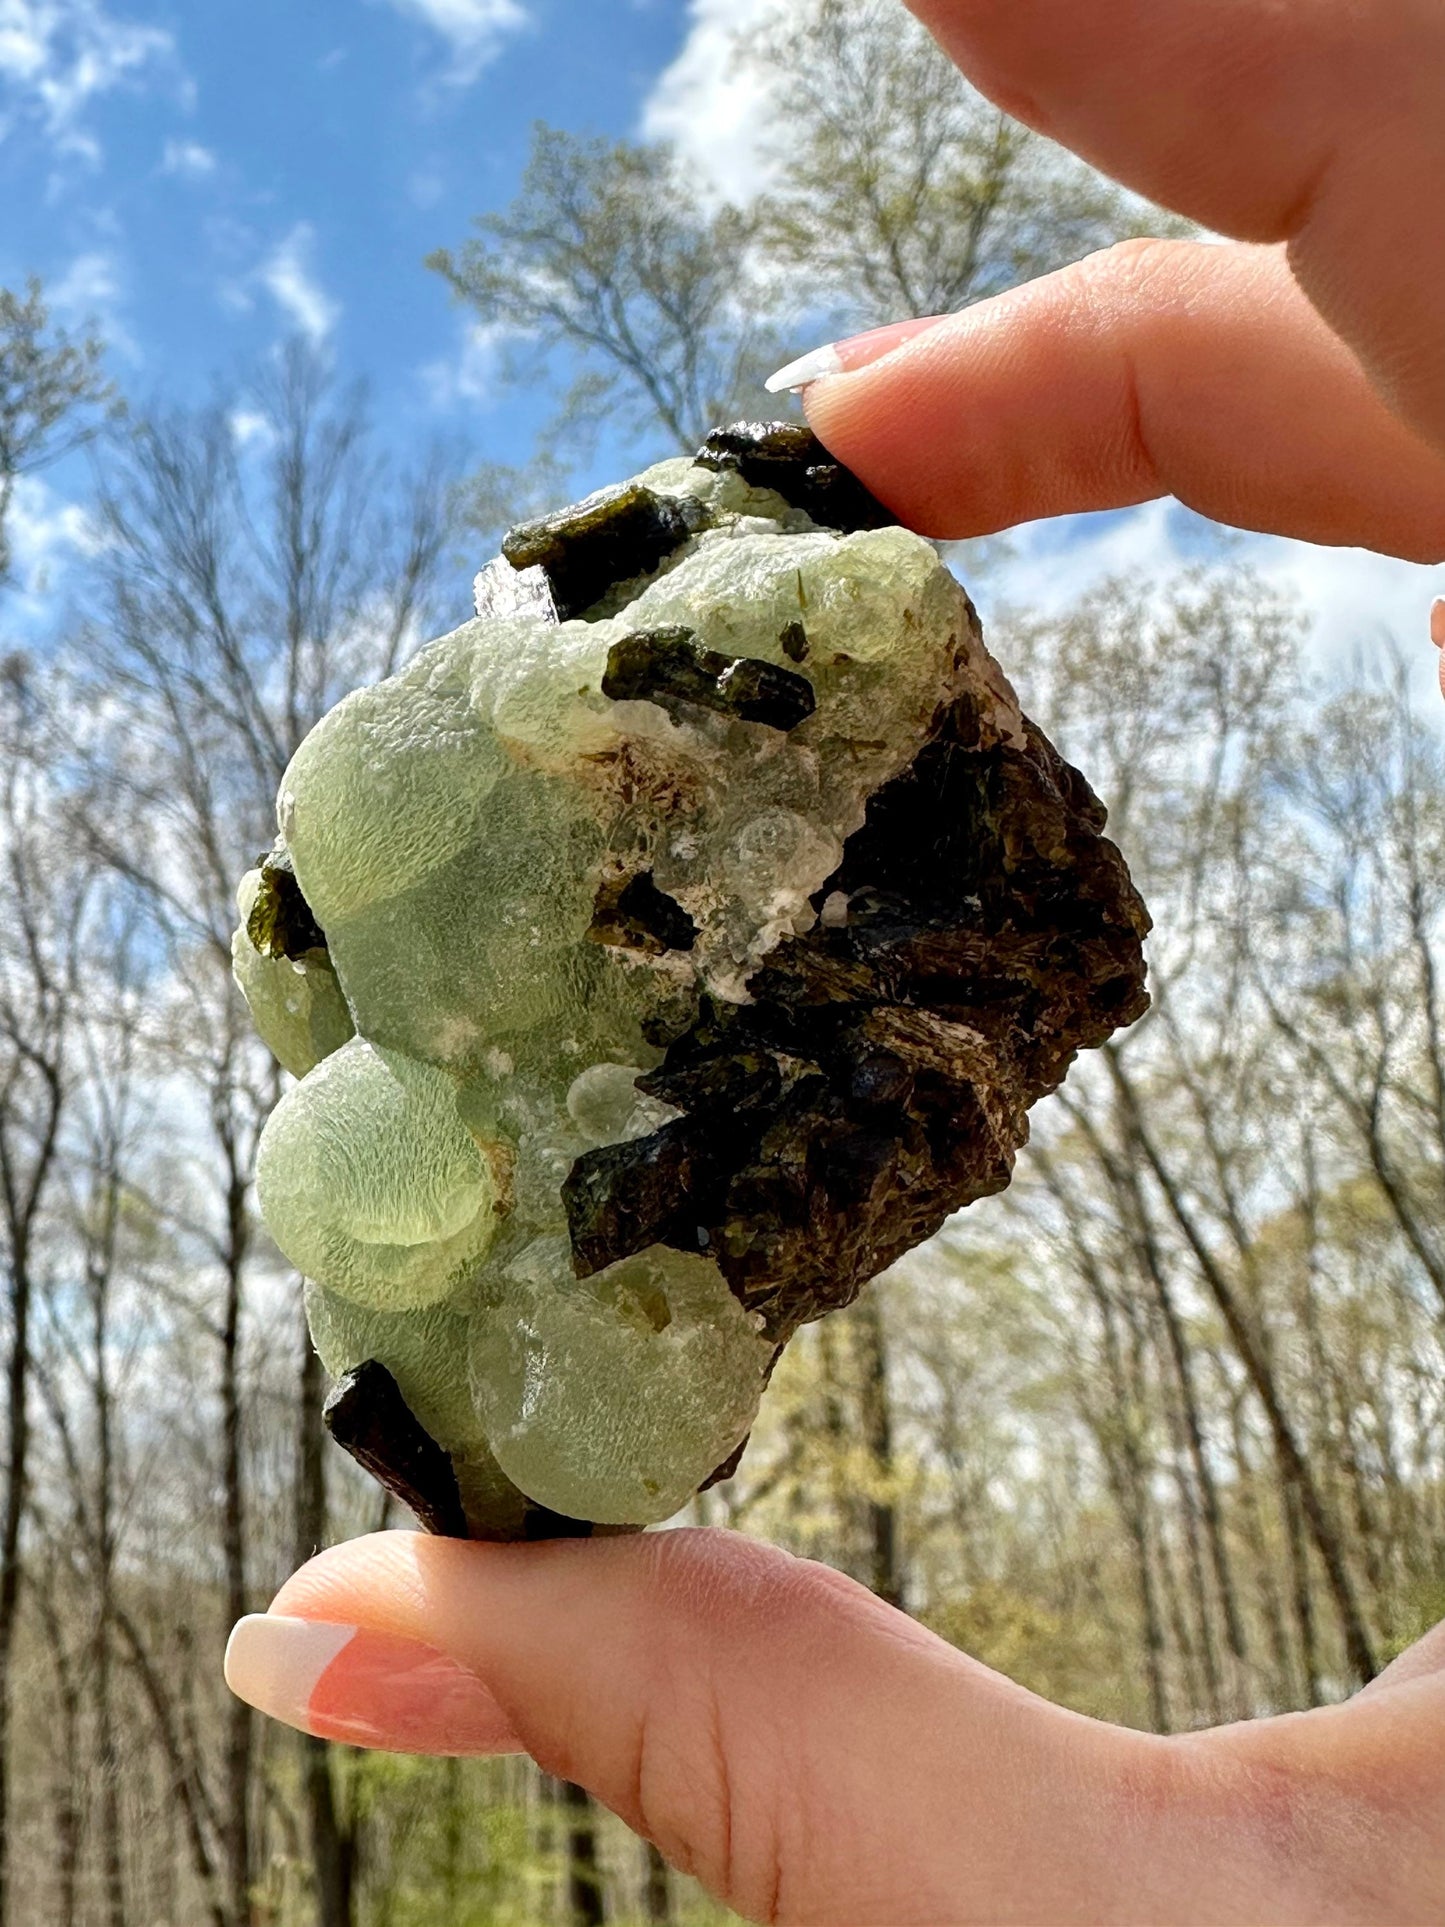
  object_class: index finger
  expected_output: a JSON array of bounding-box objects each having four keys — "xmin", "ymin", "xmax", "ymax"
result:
[
  {"xmin": 802, "ymin": 240, "xmax": 1445, "ymax": 559},
  {"xmin": 906, "ymin": 0, "xmax": 1445, "ymax": 450}
]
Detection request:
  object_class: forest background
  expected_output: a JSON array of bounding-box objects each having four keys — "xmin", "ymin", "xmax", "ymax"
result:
[{"xmin": 3, "ymin": 1, "xmax": 1445, "ymax": 1923}]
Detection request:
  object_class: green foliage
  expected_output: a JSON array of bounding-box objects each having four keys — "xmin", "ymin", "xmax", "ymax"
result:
[
  {"xmin": 926, "ymin": 1576, "xmax": 1154, "ymax": 1727},
  {"xmin": 352, "ymin": 1755, "xmax": 547, "ymax": 1927},
  {"xmin": 0, "ymin": 274, "xmax": 115, "ymax": 584},
  {"xmin": 1382, "ymin": 1575, "xmax": 1445, "ymax": 1667}
]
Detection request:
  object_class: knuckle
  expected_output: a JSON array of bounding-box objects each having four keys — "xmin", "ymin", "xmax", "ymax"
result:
[
  {"xmin": 632, "ymin": 1665, "xmax": 788, "ymax": 1924},
  {"xmin": 1073, "ymin": 234, "xmax": 1183, "ymax": 308},
  {"xmin": 625, "ymin": 1532, "xmax": 807, "ymax": 1920}
]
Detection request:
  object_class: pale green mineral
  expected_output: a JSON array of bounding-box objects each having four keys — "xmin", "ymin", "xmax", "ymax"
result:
[
  {"xmin": 230, "ymin": 870, "xmax": 353, "ymax": 1079},
  {"xmin": 470, "ymin": 1246, "xmax": 774, "ymax": 1524},
  {"xmin": 257, "ymin": 1038, "xmax": 500, "ymax": 1313},
  {"xmin": 232, "ymin": 430, "xmax": 1041, "ymax": 1530}
]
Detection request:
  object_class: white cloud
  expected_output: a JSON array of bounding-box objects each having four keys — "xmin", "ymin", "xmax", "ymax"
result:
[
  {"xmin": 46, "ymin": 244, "xmax": 138, "ymax": 357},
  {"xmin": 228, "ymin": 408, "xmax": 273, "ymax": 450},
  {"xmin": 259, "ymin": 224, "xmax": 339, "ymax": 343},
  {"xmin": 419, "ymin": 318, "xmax": 509, "ymax": 409},
  {"xmin": 1251, "ymin": 533, "xmax": 1445, "ymax": 711},
  {"xmin": 46, "ymin": 244, "xmax": 119, "ymax": 319},
  {"xmin": 4, "ymin": 472, "xmax": 104, "ymax": 614},
  {"xmin": 643, "ymin": 5, "xmax": 1445, "ymax": 725},
  {"xmin": 160, "ymin": 135, "xmax": 214, "ymax": 178},
  {"xmin": 379, "ymin": 0, "xmax": 529, "ymax": 85},
  {"xmin": 640, "ymin": 0, "xmax": 782, "ymax": 205},
  {"xmin": 0, "ymin": 0, "xmax": 175, "ymax": 160},
  {"xmin": 48, "ymin": 243, "xmax": 118, "ymax": 315}
]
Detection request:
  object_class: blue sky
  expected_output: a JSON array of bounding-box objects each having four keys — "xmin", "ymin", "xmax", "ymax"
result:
[
  {"xmin": 0, "ymin": 0, "xmax": 691, "ymax": 448},
  {"xmin": 1, "ymin": 0, "xmax": 1441, "ymax": 703}
]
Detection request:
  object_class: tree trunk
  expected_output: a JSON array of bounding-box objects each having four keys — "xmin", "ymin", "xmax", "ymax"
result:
[
  {"xmin": 850, "ymin": 1292, "xmax": 905, "ymax": 1611},
  {"xmin": 219, "ymin": 1135, "xmax": 254, "ymax": 1927},
  {"xmin": 814, "ymin": 1319, "xmax": 860, "ymax": 1582},
  {"xmin": 302, "ymin": 1740, "xmax": 353, "ymax": 1927},
  {"xmin": 113, "ymin": 1604, "xmax": 227, "ymax": 1927},
  {"xmin": 561, "ymin": 1780, "xmax": 605, "ymax": 1927},
  {"xmin": 91, "ymin": 1156, "xmax": 126, "ymax": 1927},
  {"xmin": 1078, "ymin": 1260, "xmax": 1170, "ymax": 1730},
  {"xmin": 1282, "ymin": 1479, "xmax": 1323, "ymax": 1708},
  {"xmin": 1131, "ymin": 1194, "xmax": 1249, "ymax": 1693},
  {"xmin": 1065, "ymin": 1083, "xmax": 1252, "ymax": 1702},
  {"xmin": 296, "ymin": 1306, "xmax": 355, "ymax": 1927},
  {"xmin": 642, "ymin": 1840, "xmax": 671, "ymax": 1923},
  {"xmin": 1037, "ymin": 1151, "xmax": 1172, "ymax": 1735},
  {"xmin": 0, "ymin": 1226, "xmax": 32, "ymax": 1927},
  {"xmin": 95, "ymin": 1618, "xmax": 127, "ymax": 1927},
  {"xmin": 441, "ymin": 1757, "xmax": 464, "ymax": 1923},
  {"xmin": 0, "ymin": 1104, "xmax": 58, "ymax": 1927},
  {"xmin": 35, "ymin": 1568, "xmax": 82, "ymax": 1927},
  {"xmin": 1107, "ymin": 1053, "xmax": 1378, "ymax": 1684},
  {"xmin": 1158, "ymin": 1384, "xmax": 1222, "ymax": 1722}
]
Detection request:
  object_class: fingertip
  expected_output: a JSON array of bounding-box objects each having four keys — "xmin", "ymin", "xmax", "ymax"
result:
[
  {"xmin": 225, "ymin": 1613, "xmax": 356, "ymax": 1728},
  {"xmin": 269, "ymin": 1527, "xmax": 439, "ymax": 1632},
  {"xmin": 224, "ymin": 1606, "xmax": 525, "ymax": 1756},
  {"xmin": 803, "ymin": 242, "xmax": 1445, "ymax": 558},
  {"xmin": 801, "ymin": 333, "xmax": 990, "ymax": 539}
]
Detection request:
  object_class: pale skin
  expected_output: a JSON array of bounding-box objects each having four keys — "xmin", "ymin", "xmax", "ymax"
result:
[{"xmin": 228, "ymin": 4, "xmax": 1445, "ymax": 1920}]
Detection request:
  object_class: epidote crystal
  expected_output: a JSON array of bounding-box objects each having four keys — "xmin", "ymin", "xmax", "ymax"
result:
[{"xmin": 233, "ymin": 423, "xmax": 1150, "ymax": 1538}]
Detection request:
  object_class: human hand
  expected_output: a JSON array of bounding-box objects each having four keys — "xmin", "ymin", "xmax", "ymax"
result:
[
  {"xmin": 770, "ymin": 0, "xmax": 1445, "ymax": 668},
  {"xmin": 225, "ymin": 10, "xmax": 1445, "ymax": 1922},
  {"xmin": 227, "ymin": 1527, "xmax": 1445, "ymax": 1924}
]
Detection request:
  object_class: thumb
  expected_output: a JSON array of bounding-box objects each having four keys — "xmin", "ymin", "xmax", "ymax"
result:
[{"xmin": 226, "ymin": 1526, "xmax": 1252, "ymax": 1925}]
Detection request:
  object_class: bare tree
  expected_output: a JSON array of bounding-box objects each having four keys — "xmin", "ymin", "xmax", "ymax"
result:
[
  {"xmin": 430, "ymin": 128, "xmax": 782, "ymax": 460},
  {"xmin": 33, "ymin": 1562, "xmax": 82, "ymax": 1924},
  {"xmin": 0, "ymin": 662, "xmax": 96, "ymax": 1927},
  {"xmin": 296, "ymin": 1318, "xmax": 358, "ymax": 1927},
  {"xmin": 9, "ymin": 48, "xmax": 1445, "ymax": 1922},
  {"xmin": 1261, "ymin": 665, "xmax": 1445, "ymax": 1314},
  {"xmin": 559, "ymin": 1777, "xmax": 604, "ymax": 1927},
  {"xmin": 746, "ymin": 0, "xmax": 1172, "ymax": 326},
  {"xmin": 0, "ymin": 276, "xmax": 113, "ymax": 1924},
  {"xmin": 996, "ymin": 571, "xmax": 1384, "ymax": 1690},
  {"xmin": 63, "ymin": 342, "xmax": 458, "ymax": 1926}
]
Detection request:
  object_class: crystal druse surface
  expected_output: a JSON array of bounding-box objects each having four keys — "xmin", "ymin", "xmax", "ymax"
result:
[{"xmin": 233, "ymin": 425, "xmax": 1151, "ymax": 1535}]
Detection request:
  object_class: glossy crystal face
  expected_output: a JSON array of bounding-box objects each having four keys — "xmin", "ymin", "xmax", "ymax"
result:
[{"xmin": 233, "ymin": 445, "xmax": 1019, "ymax": 1527}]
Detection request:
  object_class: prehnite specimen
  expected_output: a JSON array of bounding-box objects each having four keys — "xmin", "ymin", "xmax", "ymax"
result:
[{"xmin": 232, "ymin": 423, "xmax": 1150, "ymax": 1540}]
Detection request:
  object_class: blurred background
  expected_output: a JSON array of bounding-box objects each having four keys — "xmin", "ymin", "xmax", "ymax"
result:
[{"xmin": 2, "ymin": 1, "xmax": 1443, "ymax": 1922}]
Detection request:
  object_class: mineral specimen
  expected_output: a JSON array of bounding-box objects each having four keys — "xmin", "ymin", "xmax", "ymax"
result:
[{"xmin": 232, "ymin": 421, "xmax": 1150, "ymax": 1540}]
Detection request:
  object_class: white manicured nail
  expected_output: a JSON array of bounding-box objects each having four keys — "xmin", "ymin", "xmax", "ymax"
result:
[
  {"xmin": 225, "ymin": 1614, "xmax": 356, "ymax": 1731},
  {"xmin": 764, "ymin": 314, "xmax": 954, "ymax": 396},
  {"xmin": 765, "ymin": 342, "xmax": 845, "ymax": 393},
  {"xmin": 224, "ymin": 1612, "xmax": 525, "ymax": 1754}
]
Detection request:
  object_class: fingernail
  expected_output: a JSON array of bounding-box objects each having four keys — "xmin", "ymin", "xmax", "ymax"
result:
[
  {"xmin": 765, "ymin": 314, "xmax": 953, "ymax": 394},
  {"xmin": 1431, "ymin": 597, "xmax": 1445, "ymax": 648},
  {"xmin": 224, "ymin": 1614, "xmax": 525, "ymax": 1756}
]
